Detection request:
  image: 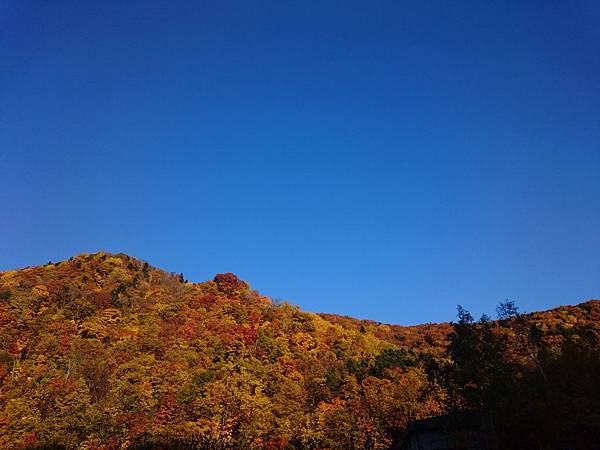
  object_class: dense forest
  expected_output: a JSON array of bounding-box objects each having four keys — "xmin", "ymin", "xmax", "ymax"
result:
[{"xmin": 0, "ymin": 252, "xmax": 598, "ymax": 449}]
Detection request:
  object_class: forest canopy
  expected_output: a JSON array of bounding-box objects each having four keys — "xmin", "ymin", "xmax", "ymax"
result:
[{"xmin": 0, "ymin": 253, "xmax": 598, "ymax": 449}]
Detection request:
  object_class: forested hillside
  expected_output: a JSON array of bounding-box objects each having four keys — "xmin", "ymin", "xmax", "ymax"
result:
[{"xmin": 0, "ymin": 253, "xmax": 598, "ymax": 449}]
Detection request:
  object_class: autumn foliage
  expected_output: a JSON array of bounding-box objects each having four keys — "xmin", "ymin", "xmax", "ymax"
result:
[
  {"xmin": 0, "ymin": 253, "xmax": 444, "ymax": 449},
  {"xmin": 0, "ymin": 252, "xmax": 598, "ymax": 449}
]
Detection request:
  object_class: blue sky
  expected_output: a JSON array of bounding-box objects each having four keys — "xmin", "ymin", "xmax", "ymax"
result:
[{"xmin": 1, "ymin": 1, "xmax": 599, "ymax": 324}]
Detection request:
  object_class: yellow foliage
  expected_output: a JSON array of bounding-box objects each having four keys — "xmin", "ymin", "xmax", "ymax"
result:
[{"xmin": 32, "ymin": 284, "xmax": 50, "ymax": 298}]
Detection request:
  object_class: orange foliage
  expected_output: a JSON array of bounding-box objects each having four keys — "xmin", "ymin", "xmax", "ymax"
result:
[{"xmin": 0, "ymin": 252, "xmax": 597, "ymax": 449}]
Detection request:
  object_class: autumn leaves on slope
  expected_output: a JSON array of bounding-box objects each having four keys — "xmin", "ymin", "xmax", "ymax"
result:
[
  {"xmin": 0, "ymin": 252, "xmax": 599, "ymax": 449},
  {"xmin": 0, "ymin": 253, "xmax": 445, "ymax": 449}
]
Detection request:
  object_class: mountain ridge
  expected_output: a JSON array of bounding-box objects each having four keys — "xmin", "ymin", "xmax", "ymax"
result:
[
  {"xmin": 3, "ymin": 251, "xmax": 596, "ymax": 328},
  {"xmin": 1, "ymin": 252, "xmax": 598, "ymax": 449}
]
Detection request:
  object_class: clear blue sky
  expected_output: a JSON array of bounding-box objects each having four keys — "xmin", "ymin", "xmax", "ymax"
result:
[{"xmin": 1, "ymin": 1, "xmax": 599, "ymax": 324}]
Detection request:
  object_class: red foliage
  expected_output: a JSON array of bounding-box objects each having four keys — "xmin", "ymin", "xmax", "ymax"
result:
[
  {"xmin": 17, "ymin": 432, "xmax": 37, "ymax": 449},
  {"xmin": 214, "ymin": 273, "xmax": 248, "ymax": 294},
  {"xmin": 89, "ymin": 290, "xmax": 112, "ymax": 308}
]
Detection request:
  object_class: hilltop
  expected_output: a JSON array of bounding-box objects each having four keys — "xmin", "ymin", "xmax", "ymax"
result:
[{"xmin": 0, "ymin": 252, "xmax": 598, "ymax": 449}]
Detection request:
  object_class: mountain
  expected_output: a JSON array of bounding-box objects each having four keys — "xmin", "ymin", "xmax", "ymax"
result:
[{"xmin": 0, "ymin": 252, "xmax": 598, "ymax": 449}]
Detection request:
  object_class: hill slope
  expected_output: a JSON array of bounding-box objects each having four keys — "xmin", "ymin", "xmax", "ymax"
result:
[{"xmin": 0, "ymin": 252, "xmax": 598, "ymax": 449}]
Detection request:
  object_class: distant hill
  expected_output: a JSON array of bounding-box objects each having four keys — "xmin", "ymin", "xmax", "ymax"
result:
[{"xmin": 0, "ymin": 252, "xmax": 598, "ymax": 449}]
